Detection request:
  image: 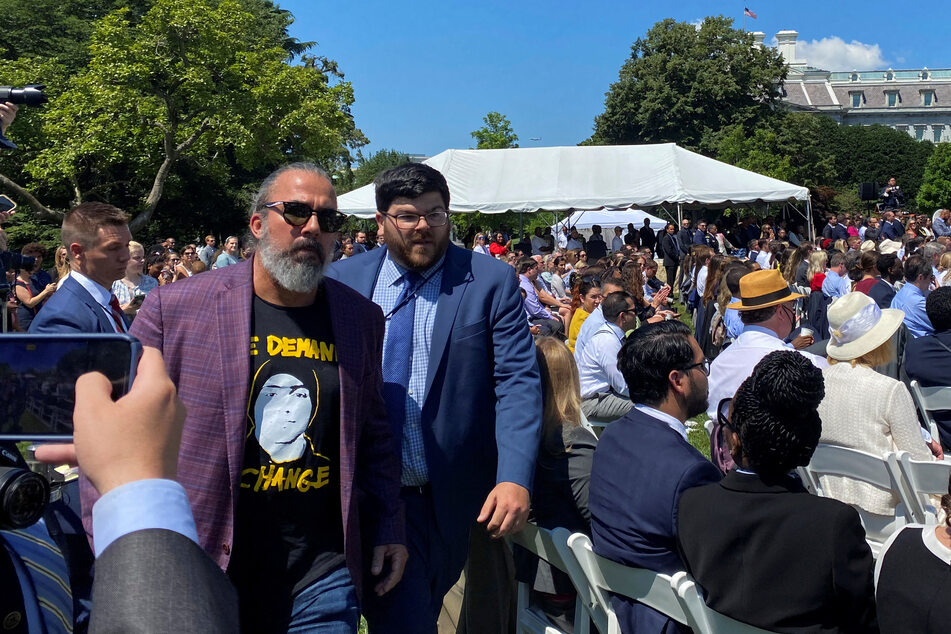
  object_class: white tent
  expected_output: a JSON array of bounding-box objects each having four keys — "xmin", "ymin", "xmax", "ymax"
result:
[
  {"xmin": 551, "ymin": 209, "xmax": 667, "ymax": 235},
  {"xmin": 337, "ymin": 143, "xmax": 811, "ymax": 222}
]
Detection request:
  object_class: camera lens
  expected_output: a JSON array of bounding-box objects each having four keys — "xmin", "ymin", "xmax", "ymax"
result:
[{"xmin": 0, "ymin": 467, "xmax": 50, "ymax": 529}]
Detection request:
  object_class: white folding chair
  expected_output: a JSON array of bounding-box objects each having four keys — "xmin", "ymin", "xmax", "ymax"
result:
[
  {"xmin": 509, "ymin": 524, "xmax": 589, "ymax": 634},
  {"xmin": 909, "ymin": 380, "xmax": 951, "ymax": 443},
  {"xmin": 890, "ymin": 450, "xmax": 951, "ymax": 524},
  {"xmin": 565, "ymin": 532, "xmax": 687, "ymax": 634},
  {"xmin": 672, "ymin": 575, "xmax": 776, "ymax": 634},
  {"xmin": 801, "ymin": 444, "xmax": 911, "ymax": 556}
]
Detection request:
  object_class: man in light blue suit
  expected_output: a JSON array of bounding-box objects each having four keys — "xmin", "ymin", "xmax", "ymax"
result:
[
  {"xmin": 30, "ymin": 202, "xmax": 132, "ymax": 334},
  {"xmin": 328, "ymin": 163, "xmax": 542, "ymax": 633}
]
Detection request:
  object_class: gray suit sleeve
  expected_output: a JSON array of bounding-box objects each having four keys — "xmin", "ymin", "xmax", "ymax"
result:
[{"xmin": 90, "ymin": 529, "xmax": 238, "ymax": 633}]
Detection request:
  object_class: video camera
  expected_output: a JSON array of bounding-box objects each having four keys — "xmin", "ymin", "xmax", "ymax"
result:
[{"xmin": 0, "ymin": 84, "xmax": 47, "ymax": 150}]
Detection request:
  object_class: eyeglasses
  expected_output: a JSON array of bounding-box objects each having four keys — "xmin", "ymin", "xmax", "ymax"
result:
[
  {"xmin": 717, "ymin": 397, "xmax": 733, "ymax": 429},
  {"xmin": 169, "ymin": 258, "xmax": 181, "ymax": 263},
  {"xmin": 682, "ymin": 359, "xmax": 711, "ymax": 376},
  {"xmin": 381, "ymin": 210, "xmax": 449, "ymax": 230},
  {"xmin": 263, "ymin": 201, "xmax": 346, "ymax": 232},
  {"xmin": 476, "ymin": 236, "xmax": 485, "ymax": 240}
]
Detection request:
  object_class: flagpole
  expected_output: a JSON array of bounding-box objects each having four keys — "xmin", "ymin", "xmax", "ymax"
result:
[{"xmin": 743, "ymin": 7, "xmax": 746, "ymax": 32}]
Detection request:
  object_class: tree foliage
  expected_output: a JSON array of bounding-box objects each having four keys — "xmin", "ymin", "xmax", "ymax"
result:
[
  {"xmin": 349, "ymin": 149, "xmax": 410, "ymax": 190},
  {"xmin": 0, "ymin": 0, "xmax": 364, "ymax": 243},
  {"xmin": 471, "ymin": 112, "xmax": 519, "ymax": 149},
  {"xmin": 917, "ymin": 143, "xmax": 951, "ymax": 211},
  {"xmin": 589, "ymin": 16, "xmax": 786, "ymax": 152}
]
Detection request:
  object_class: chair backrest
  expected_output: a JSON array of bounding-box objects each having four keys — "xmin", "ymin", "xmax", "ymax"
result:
[
  {"xmin": 672, "ymin": 575, "xmax": 776, "ymax": 634},
  {"xmin": 566, "ymin": 532, "xmax": 687, "ymax": 634},
  {"xmin": 510, "ymin": 524, "xmax": 588, "ymax": 634},
  {"xmin": 805, "ymin": 444, "xmax": 897, "ymax": 493},
  {"xmin": 893, "ymin": 450, "xmax": 951, "ymax": 524},
  {"xmin": 909, "ymin": 380, "xmax": 951, "ymax": 439}
]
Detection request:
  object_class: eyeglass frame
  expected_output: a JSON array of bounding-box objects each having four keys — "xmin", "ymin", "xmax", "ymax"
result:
[
  {"xmin": 682, "ymin": 359, "xmax": 711, "ymax": 376},
  {"xmin": 716, "ymin": 397, "xmax": 733, "ymax": 429},
  {"xmin": 380, "ymin": 209, "xmax": 449, "ymax": 230},
  {"xmin": 262, "ymin": 201, "xmax": 346, "ymax": 232}
]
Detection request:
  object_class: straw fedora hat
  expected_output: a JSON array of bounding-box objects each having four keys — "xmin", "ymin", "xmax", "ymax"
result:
[
  {"xmin": 879, "ymin": 239, "xmax": 902, "ymax": 255},
  {"xmin": 860, "ymin": 240, "xmax": 876, "ymax": 253},
  {"xmin": 727, "ymin": 269, "xmax": 804, "ymax": 311},
  {"xmin": 825, "ymin": 292, "xmax": 904, "ymax": 361}
]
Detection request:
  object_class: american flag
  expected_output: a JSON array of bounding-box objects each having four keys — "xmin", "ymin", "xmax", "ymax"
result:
[{"xmin": 744, "ymin": 7, "xmax": 757, "ymax": 18}]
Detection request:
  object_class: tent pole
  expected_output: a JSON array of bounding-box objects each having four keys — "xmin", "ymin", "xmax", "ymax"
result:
[
  {"xmin": 806, "ymin": 198, "xmax": 815, "ymax": 242},
  {"xmin": 677, "ymin": 204, "xmax": 682, "ymax": 226}
]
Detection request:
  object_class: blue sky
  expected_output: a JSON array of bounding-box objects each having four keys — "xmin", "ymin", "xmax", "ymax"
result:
[{"xmin": 279, "ymin": 0, "xmax": 948, "ymax": 159}]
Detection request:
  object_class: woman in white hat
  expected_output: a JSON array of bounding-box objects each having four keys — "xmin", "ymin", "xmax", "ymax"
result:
[{"xmin": 817, "ymin": 292, "xmax": 940, "ymax": 522}]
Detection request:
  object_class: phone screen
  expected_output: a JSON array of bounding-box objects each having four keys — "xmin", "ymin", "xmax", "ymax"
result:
[{"xmin": 0, "ymin": 334, "xmax": 141, "ymax": 440}]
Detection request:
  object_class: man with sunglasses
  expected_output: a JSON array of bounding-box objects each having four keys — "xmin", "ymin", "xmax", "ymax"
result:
[
  {"xmin": 329, "ymin": 163, "xmax": 542, "ymax": 633},
  {"xmin": 706, "ymin": 269, "xmax": 827, "ymax": 419},
  {"xmin": 85, "ymin": 162, "xmax": 406, "ymax": 633}
]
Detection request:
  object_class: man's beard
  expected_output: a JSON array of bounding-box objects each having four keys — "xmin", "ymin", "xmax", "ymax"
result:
[
  {"xmin": 684, "ymin": 375, "xmax": 709, "ymax": 420},
  {"xmin": 257, "ymin": 221, "xmax": 326, "ymax": 293}
]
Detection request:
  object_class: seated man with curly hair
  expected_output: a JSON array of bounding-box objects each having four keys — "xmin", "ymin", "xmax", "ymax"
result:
[{"xmin": 677, "ymin": 350, "xmax": 878, "ymax": 632}]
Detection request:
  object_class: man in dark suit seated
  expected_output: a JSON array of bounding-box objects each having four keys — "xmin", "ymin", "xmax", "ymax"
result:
[
  {"xmin": 589, "ymin": 320, "xmax": 721, "ymax": 633},
  {"xmin": 904, "ymin": 287, "xmax": 951, "ymax": 450},
  {"xmin": 869, "ymin": 253, "xmax": 902, "ymax": 309},
  {"xmin": 35, "ymin": 348, "xmax": 238, "ymax": 633}
]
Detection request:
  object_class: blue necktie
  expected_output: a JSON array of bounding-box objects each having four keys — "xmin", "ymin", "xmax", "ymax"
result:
[
  {"xmin": 3, "ymin": 521, "xmax": 74, "ymax": 633},
  {"xmin": 382, "ymin": 272, "xmax": 421, "ymax": 447}
]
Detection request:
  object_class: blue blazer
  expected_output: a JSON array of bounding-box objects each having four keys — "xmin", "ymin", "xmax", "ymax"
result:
[
  {"xmin": 29, "ymin": 275, "xmax": 125, "ymax": 334},
  {"xmin": 328, "ymin": 244, "xmax": 543, "ymax": 549},
  {"xmin": 590, "ymin": 407, "xmax": 721, "ymax": 633}
]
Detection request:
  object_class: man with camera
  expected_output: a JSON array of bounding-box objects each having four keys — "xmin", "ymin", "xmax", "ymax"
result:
[{"xmin": 880, "ymin": 177, "xmax": 904, "ymax": 212}]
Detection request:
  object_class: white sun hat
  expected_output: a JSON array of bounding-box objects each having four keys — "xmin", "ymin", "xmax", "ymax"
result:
[{"xmin": 826, "ymin": 292, "xmax": 905, "ymax": 361}]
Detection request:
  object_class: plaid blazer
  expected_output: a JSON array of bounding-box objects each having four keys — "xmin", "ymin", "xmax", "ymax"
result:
[{"xmin": 81, "ymin": 259, "xmax": 403, "ymax": 602}]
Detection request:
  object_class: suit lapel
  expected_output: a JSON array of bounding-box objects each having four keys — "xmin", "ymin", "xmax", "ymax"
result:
[
  {"xmin": 65, "ymin": 276, "xmax": 118, "ymax": 333},
  {"xmin": 424, "ymin": 246, "xmax": 473, "ymax": 399},
  {"xmin": 215, "ymin": 265, "xmax": 253, "ymax": 502}
]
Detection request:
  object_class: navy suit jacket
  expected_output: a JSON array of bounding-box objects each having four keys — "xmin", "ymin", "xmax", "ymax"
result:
[
  {"xmin": 328, "ymin": 244, "xmax": 543, "ymax": 550},
  {"xmin": 903, "ymin": 329, "xmax": 951, "ymax": 449},
  {"xmin": 29, "ymin": 274, "xmax": 126, "ymax": 334},
  {"xmin": 590, "ymin": 408, "xmax": 721, "ymax": 633}
]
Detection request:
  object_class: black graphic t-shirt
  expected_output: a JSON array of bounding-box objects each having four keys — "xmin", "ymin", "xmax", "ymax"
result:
[{"xmin": 228, "ymin": 291, "xmax": 344, "ymax": 630}]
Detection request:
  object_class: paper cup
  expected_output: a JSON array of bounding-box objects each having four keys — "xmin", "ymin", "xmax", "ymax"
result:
[{"xmin": 800, "ymin": 327, "xmax": 814, "ymax": 338}]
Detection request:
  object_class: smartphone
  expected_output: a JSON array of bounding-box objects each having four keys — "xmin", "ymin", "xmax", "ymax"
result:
[{"xmin": 0, "ymin": 333, "xmax": 142, "ymax": 440}]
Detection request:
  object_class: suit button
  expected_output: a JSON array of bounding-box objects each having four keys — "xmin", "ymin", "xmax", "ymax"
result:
[
  {"xmin": 3, "ymin": 611, "xmax": 22, "ymax": 630},
  {"xmin": 222, "ymin": 543, "xmax": 231, "ymax": 555}
]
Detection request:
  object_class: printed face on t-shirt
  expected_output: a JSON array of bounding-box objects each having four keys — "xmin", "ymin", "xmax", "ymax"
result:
[{"xmin": 253, "ymin": 372, "xmax": 315, "ymax": 463}]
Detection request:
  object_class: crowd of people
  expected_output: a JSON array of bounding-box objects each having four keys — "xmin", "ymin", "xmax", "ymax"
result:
[{"xmin": 2, "ymin": 157, "xmax": 951, "ymax": 634}]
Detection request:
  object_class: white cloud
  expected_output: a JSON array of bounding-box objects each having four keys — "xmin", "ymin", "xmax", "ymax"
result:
[
  {"xmin": 689, "ymin": 18, "xmax": 704, "ymax": 30},
  {"xmin": 793, "ymin": 36, "xmax": 889, "ymax": 71}
]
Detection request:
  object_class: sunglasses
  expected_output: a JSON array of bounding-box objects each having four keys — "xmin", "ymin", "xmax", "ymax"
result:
[
  {"xmin": 717, "ymin": 397, "xmax": 733, "ymax": 429},
  {"xmin": 263, "ymin": 201, "xmax": 346, "ymax": 232}
]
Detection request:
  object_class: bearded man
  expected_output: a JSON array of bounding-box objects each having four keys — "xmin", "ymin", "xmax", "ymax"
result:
[{"xmin": 81, "ymin": 163, "xmax": 406, "ymax": 633}]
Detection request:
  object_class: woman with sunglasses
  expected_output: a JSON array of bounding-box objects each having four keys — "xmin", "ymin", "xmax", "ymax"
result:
[
  {"xmin": 678, "ymin": 350, "xmax": 877, "ymax": 632},
  {"xmin": 471, "ymin": 233, "xmax": 491, "ymax": 256},
  {"xmin": 174, "ymin": 244, "xmax": 204, "ymax": 277}
]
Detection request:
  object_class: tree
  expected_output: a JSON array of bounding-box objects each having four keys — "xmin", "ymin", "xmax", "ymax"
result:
[
  {"xmin": 589, "ymin": 16, "xmax": 787, "ymax": 152},
  {"xmin": 471, "ymin": 112, "xmax": 518, "ymax": 149},
  {"xmin": 349, "ymin": 149, "xmax": 410, "ymax": 190},
  {"xmin": 0, "ymin": 0, "xmax": 364, "ymax": 239},
  {"xmin": 717, "ymin": 112, "xmax": 838, "ymax": 187},
  {"xmin": 917, "ymin": 143, "xmax": 951, "ymax": 210}
]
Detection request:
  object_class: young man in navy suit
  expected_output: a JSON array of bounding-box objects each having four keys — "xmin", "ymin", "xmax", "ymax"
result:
[
  {"xmin": 29, "ymin": 202, "xmax": 132, "ymax": 334},
  {"xmin": 329, "ymin": 163, "xmax": 542, "ymax": 633},
  {"xmin": 589, "ymin": 320, "xmax": 721, "ymax": 633}
]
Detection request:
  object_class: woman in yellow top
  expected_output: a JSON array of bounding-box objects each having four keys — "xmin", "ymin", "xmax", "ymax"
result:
[{"xmin": 567, "ymin": 278, "xmax": 602, "ymax": 353}]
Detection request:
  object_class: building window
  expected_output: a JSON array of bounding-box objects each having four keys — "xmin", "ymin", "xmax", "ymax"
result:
[
  {"xmin": 922, "ymin": 90, "xmax": 936, "ymax": 106},
  {"xmin": 934, "ymin": 126, "xmax": 944, "ymax": 143},
  {"xmin": 921, "ymin": 69, "xmax": 930, "ymax": 80},
  {"xmin": 886, "ymin": 70, "xmax": 894, "ymax": 81},
  {"xmin": 886, "ymin": 91, "xmax": 900, "ymax": 107},
  {"xmin": 915, "ymin": 126, "xmax": 926, "ymax": 141},
  {"xmin": 896, "ymin": 125, "xmax": 909, "ymax": 136},
  {"xmin": 850, "ymin": 92, "xmax": 864, "ymax": 108},
  {"xmin": 850, "ymin": 72, "xmax": 859, "ymax": 82}
]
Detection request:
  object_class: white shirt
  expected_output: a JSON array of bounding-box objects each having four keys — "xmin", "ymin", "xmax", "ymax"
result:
[
  {"xmin": 72, "ymin": 270, "xmax": 123, "ymax": 333},
  {"xmin": 633, "ymin": 404, "xmax": 688, "ymax": 441},
  {"xmin": 557, "ymin": 231, "xmax": 568, "ymax": 249},
  {"xmin": 576, "ymin": 322, "xmax": 628, "ymax": 398},
  {"xmin": 531, "ymin": 236, "xmax": 548, "ymax": 256},
  {"xmin": 706, "ymin": 325, "xmax": 827, "ymax": 418},
  {"xmin": 755, "ymin": 249, "xmax": 771, "ymax": 270},
  {"xmin": 696, "ymin": 265, "xmax": 709, "ymax": 298}
]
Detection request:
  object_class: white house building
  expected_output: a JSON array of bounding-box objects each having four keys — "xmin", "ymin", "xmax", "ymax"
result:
[{"xmin": 763, "ymin": 30, "xmax": 951, "ymax": 143}]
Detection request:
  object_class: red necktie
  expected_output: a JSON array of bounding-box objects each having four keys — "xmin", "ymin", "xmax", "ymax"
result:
[{"xmin": 109, "ymin": 294, "xmax": 127, "ymax": 333}]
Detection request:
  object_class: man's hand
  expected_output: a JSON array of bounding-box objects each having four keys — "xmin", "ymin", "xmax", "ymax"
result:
[
  {"xmin": 34, "ymin": 347, "xmax": 186, "ymax": 495},
  {"xmin": 790, "ymin": 334, "xmax": 814, "ymax": 350},
  {"xmin": 477, "ymin": 481, "xmax": 530, "ymax": 538},
  {"xmin": 0, "ymin": 102, "xmax": 18, "ymax": 135},
  {"xmin": 928, "ymin": 438, "xmax": 944, "ymax": 460},
  {"xmin": 370, "ymin": 543, "xmax": 408, "ymax": 596}
]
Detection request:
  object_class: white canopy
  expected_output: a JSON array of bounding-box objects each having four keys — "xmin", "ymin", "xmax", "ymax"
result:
[
  {"xmin": 337, "ymin": 143, "xmax": 810, "ymax": 219},
  {"xmin": 552, "ymin": 209, "xmax": 667, "ymax": 234}
]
